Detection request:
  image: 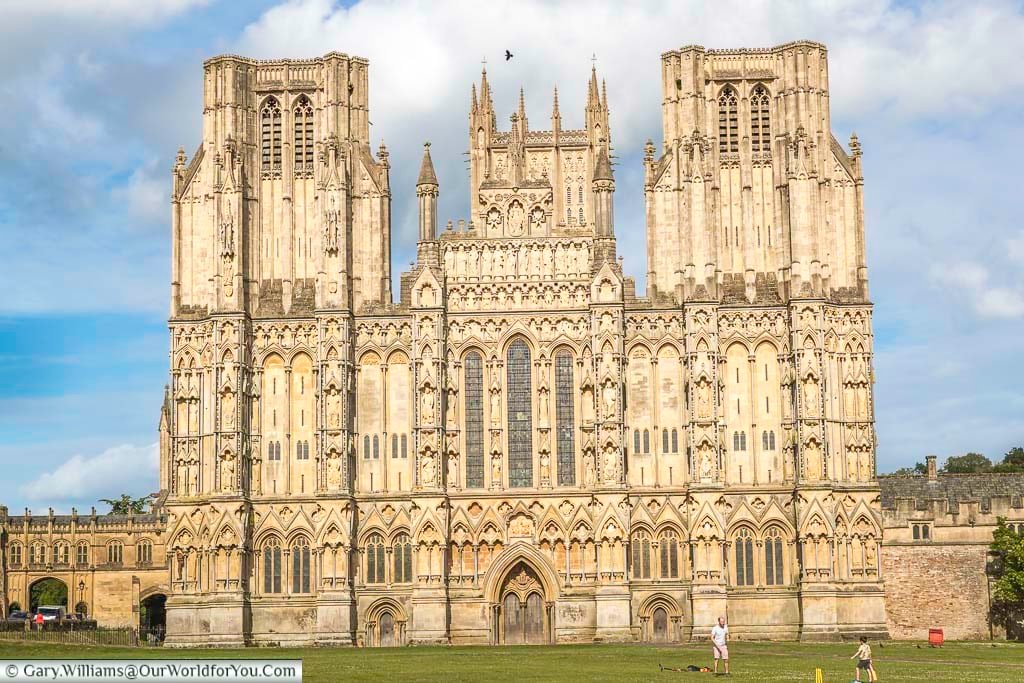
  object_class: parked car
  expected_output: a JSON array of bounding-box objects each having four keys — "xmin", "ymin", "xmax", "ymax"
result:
[
  {"xmin": 36, "ymin": 606, "xmax": 65, "ymax": 622},
  {"xmin": 5, "ymin": 611, "xmax": 29, "ymax": 623}
]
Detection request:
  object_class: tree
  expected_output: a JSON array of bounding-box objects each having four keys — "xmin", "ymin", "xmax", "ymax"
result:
[
  {"xmin": 993, "ymin": 447, "xmax": 1024, "ymax": 473},
  {"xmin": 889, "ymin": 462, "xmax": 927, "ymax": 476},
  {"xmin": 942, "ymin": 452, "xmax": 992, "ymax": 474},
  {"xmin": 989, "ymin": 518, "xmax": 1024, "ymax": 640},
  {"xmin": 100, "ymin": 494, "xmax": 156, "ymax": 515}
]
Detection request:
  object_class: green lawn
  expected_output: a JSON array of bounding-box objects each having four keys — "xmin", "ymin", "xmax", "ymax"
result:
[{"xmin": 1, "ymin": 640, "xmax": 1022, "ymax": 682}]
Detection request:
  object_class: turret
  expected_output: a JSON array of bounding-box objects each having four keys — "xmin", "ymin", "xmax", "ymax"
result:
[
  {"xmin": 592, "ymin": 148, "xmax": 616, "ymax": 261},
  {"xmin": 416, "ymin": 142, "xmax": 439, "ymax": 265}
]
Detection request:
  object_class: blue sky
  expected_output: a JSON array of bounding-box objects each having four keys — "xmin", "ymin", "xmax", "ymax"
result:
[{"xmin": 1, "ymin": 0, "xmax": 1022, "ymax": 512}]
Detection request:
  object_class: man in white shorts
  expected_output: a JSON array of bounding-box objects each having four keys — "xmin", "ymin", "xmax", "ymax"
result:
[{"xmin": 711, "ymin": 616, "xmax": 729, "ymax": 674}]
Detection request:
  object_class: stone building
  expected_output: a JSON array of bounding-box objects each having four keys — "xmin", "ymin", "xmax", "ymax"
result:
[
  {"xmin": 153, "ymin": 40, "xmax": 887, "ymax": 646},
  {"xmin": 0, "ymin": 505, "xmax": 168, "ymax": 625},
  {"xmin": 879, "ymin": 457, "xmax": 1024, "ymax": 641},
  {"xmin": 2, "ymin": 41, "xmax": 910, "ymax": 645}
]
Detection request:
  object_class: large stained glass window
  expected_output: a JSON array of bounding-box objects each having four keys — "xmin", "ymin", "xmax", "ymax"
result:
[
  {"xmin": 464, "ymin": 353, "xmax": 484, "ymax": 488},
  {"xmin": 555, "ymin": 352, "xmax": 576, "ymax": 485},
  {"xmin": 506, "ymin": 340, "xmax": 534, "ymax": 488}
]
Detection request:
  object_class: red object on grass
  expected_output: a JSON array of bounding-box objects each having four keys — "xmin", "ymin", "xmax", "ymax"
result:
[{"xmin": 928, "ymin": 628, "xmax": 944, "ymax": 647}]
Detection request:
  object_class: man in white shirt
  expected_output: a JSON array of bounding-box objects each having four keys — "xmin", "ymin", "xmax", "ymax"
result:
[{"xmin": 710, "ymin": 616, "xmax": 729, "ymax": 674}]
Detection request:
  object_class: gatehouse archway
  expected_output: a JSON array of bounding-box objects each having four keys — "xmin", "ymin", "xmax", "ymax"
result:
[{"xmin": 28, "ymin": 578, "xmax": 67, "ymax": 612}]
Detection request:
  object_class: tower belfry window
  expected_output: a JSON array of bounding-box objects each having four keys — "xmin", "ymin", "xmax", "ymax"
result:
[
  {"xmin": 261, "ymin": 97, "xmax": 282, "ymax": 176},
  {"xmin": 718, "ymin": 87, "xmax": 738, "ymax": 154},
  {"xmin": 293, "ymin": 96, "xmax": 314, "ymax": 176},
  {"xmin": 750, "ymin": 85, "xmax": 771, "ymax": 154}
]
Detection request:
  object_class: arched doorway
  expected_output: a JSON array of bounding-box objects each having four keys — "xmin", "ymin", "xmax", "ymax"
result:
[
  {"xmin": 365, "ymin": 599, "xmax": 406, "ymax": 647},
  {"xmin": 29, "ymin": 578, "xmax": 67, "ymax": 612},
  {"xmin": 497, "ymin": 562, "xmax": 548, "ymax": 645},
  {"xmin": 379, "ymin": 612, "xmax": 395, "ymax": 647},
  {"xmin": 140, "ymin": 593, "xmax": 167, "ymax": 638}
]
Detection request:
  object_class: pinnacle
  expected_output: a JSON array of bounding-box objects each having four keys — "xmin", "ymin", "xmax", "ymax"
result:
[
  {"xmin": 417, "ymin": 141, "xmax": 438, "ymax": 186},
  {"xmin": 593, "ymin": 147, "xmax": 614, "ymax": 181}
]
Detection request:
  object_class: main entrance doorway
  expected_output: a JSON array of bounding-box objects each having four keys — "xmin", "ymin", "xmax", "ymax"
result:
[{"xmin": 497, "ymin": 562, "xmax": 547, "ymax": 644}]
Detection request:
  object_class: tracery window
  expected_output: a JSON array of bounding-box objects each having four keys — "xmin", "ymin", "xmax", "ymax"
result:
[
  {"xmin": 717, "ymin": 87, "xmax": 739, "ymax": 154},
  {"xmin": 107, "ymin": 541, "xmax": 123, "ymax": 567},
  {"xmin": 464, "ymin": 352, "xmax": 485, "ymax": 488},
  {"xmin": 506, "ymin": 340, "xmax": 534, "ymax": 488},
  {"xmin": 631, "ymin": 531, "xmax": 652, "ymax": 579},
  {"xmin": 260, "ymin": 97, "xmax": 282, "ymax": 174},
  {"xmin": 10, "ymin": 543, "xmax": 22, "ymax": 567},
  {"xmin": 555, "ymin": 351, "xmax": 576, "ymax": 485},
  {"xmin": 764, "ymin": 527, "xmax": 785, "ymax": 585},
  {"xmin": 262, "ymin": 538, "xmax": 282, "ymax": 594},
  {"xmin": 291, "ymin": 537, "xmax": 311, "ymax": 594},
  {"xmin": 393, "ymin": 534, "xmax": 413, "ymax": 583},
  {"xmin": 137, "ymin": 540, "xmax": 153, "ymax": 566},
  {"xmin": 293, "ymin": 96, "xmax": 314, "ymax": 175},
  {"xmin": 734, "ymin": 528, "xmax": 754, "ymax": 586},
  {"xmin": 76, "ymin": 542, "xmax": 88, "ymax": 567},
  {"xmin": 660, "ymin": 530, "xmax": 680, "ymax": 579},
  {"xmin": 750, "ymin": 85, "xmax": 771, "ymax": 154},
  {"xmin": 366, "ymin": 533, "xmax": 386, "ymax": 584}
]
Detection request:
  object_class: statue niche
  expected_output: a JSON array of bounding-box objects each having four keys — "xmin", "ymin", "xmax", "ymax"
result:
[{"xmin": 507, "ymin": 200, "xmax": 526, "ymax": 236}]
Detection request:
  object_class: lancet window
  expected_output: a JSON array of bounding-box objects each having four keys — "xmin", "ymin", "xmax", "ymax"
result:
[
  {"xmin": 393, "ymin": 534, "xmax": 413, "ymax": 583},
  {"xmin": 734, "ymin": 528, "xmax": 754, "ymax": 586},
  {"xmin": 366, "ymin": 533, "xmax": 386, "ymax": 584},
  {"xmin": 764, "ymin": 527, "xmax": 785, "ymax": 585},
  {"xmin": 632, "ymin": 531, "xmax": 652, "ymax": 579},
  {"xmin": 464, "ymin": 352, "xmax": 484, "ymax": 488},
  {"xmin": 262, "ymin": 538, "xmax": 282, "ymax": 594},
  {"xmin": 260, "ymin": 97, "xmax": 282, "ymax": 175},
  {"xmin": 750, "ymin": 85, "xmax": 771, "ymax": 154},
  {"xmin": 660, "ymin": 530, "xmax": 680, "ymax": 579},
  {"xmin": 293, "ymin": 96, "xmax": 314, "ymax": 175},
  {"xmin": 555, "ymin": 351, "xmax": 576, "ymax": 485},
  {"xmin": 506, "ymin": 340, "xmax": 534, "ymax": 487},
  {"xmin": 718, "ymin": 87, "xmax": 739, "ymax": 154},
  {"xmin": 291, "ymin": 537, "xmax": 311, "ymax": 594}
]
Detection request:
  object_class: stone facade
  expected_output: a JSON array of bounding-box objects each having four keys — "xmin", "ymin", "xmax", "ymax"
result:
[
  {"xmin": 2, "ymin": 42, "xmax": 899, "ymax": 645},
  {"xmin": 879, "ymin": 458, "xmax": 1024, "ymax": 640}
]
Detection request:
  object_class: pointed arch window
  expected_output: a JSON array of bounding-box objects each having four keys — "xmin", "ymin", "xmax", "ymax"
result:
[
  {"xmin": 262, "ymin": 538, "xmax": 282, "ymax": 594},
  {"xmin": 671, "ymin": 429, "xmax": 679, "ymax": 454},
  {"xmin": 260, "ymin": 97, "xmax": 282, "ymax": 176},
  {"xmin": 464, "ymin": 352, "xmax": 485, "ymax": 488},
  {"xmin": 718, "ymin": 87, "xmax": 739, "ymax": 154},
  {"xmin": 769, "ymin": 431, "xmax": 776, "ymax": 450},
  {"xmin": 392, "ymin": 434, "xmax": 399, "ymax": 459},
  {"xmin": 393, "ymin": 534, "xmax": 413, "ymax": 583},
  {"xmin": 506, "ymin": 340, "xmax": 534, "ymax": 488},
  {"xmin": 632, "ymin": 531, "xmax": 652, "ymax": 579},
  {"xmin": 764, "ymin": 527, "xmax": 785, "ymax": 585},
  {"xmin": 10, "ymin": 543, "xmax": 22, "ymax": 567},
  {"xmin": 662, "ymin": 429, "xmax": 669, "ymax": 454},
  {"xmin": 76, "ymin": 542, "xmax": 88, "ymax": 567},
  {"xmin": 107, "ymin": 541, "xmax": 123, "ymax": 566},
  {"xmin": 366, "ymin": 533, "xmax": 386, "ymax": 584},
  {"xmin": 643, "ymin": 429, "xmax": 650, "ymax": 454},
  {"xmin": 734, "ymin": 528, "xmax": 754, "ymax": 586},
  {"xmin": 659, "ymin": 530, "xmax": 680, "ymax": 579},
  {"xmin": 750, "ymin": 85, "xmax": 771, "ymax": 154},
  {"xmin": 291, "ymin": 537, "xmax": 311, "ymax": 593},
  {"xmin": 293, "ymin": 95, "xmax": 314, "ymax": 176},
  {"xmin": 363, "ymin": 435, "xmax": 371, "ymax": 460},
  {"xmin": 373, "ymin": 435, "xmax": 380, "ymax": 460},
  {"xmin": 633, "ymin": 430, "xmax": 641, "ymax": 455},
  {"xmin": 555, "ymin": 351, "xmax": 576, "ymax": 486},
  {"xmin": 137, "ymin": 539, "xmax": 153, "ymax": 566}
]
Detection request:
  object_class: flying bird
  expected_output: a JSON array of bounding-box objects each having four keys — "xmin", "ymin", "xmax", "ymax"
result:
[{"xmin": 505, "ymin": 50, "xmax": 513, "ymax": 61}]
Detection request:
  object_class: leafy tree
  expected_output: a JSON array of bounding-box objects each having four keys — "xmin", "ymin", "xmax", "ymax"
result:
[
  {"xmin": 29, "ymin": 579, "xmax": 67, "ymax": 610},
  {"xmin": 889, "ymin": 462, "xmax": 927, "ymax": 476},
  {"xmin": 989, "ymin": 518, "xmax": 1024, "ymax": 639},
  {"xmin": 942, "ymin": 452, "xmax": 992, "ymax": 474},
  {"xmin": 99, "ymin": 494, "xmax": 156, "ymax": 515},
  {"xmin": 994, "ymin": 447, "xmax": 1024, "ymax": 473}
]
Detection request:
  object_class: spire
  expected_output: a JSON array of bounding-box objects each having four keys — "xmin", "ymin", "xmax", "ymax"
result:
[
  {"xmin": 588, "ymin": 65, "xmax": 600, "ymax": 109},
  {"xmin": 593, "ymin": 147, "xmax": 614, "ymax": 182},
  {"xmin": 480, "ymin": 67, "xmax": 493, "ymax": 111},
  {"xmin": 471, "ymin": 82, "xmax": 478, "ymax": 113},
  {"xmin": 552, "ymin": 87, "xmax": 560, "ymax": 118},
  {"xmin": 416, "ymin": 142, "xmax": 438, "ymax": 186},
  {"xmin": 518, "ymin": 86, "xmax": 528, "ymax": 131}
]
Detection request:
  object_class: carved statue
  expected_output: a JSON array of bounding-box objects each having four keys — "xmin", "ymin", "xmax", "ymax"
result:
[
  {"xmin": 490, "ymin": 390, "xmax": 501, "ymax": 425},
  {"xmin": 859, "ymin": 451, "xmax": 872, "ymax": 481},
  {"xmin": 421, "ymin": 451, "xmax": 436, "ymax": 487},
  {"xmin": 326, "ymin": 390, "xmax": 341, "ymax": 428},
  {"xmin": 508, "ymin": 201, "xmax": 525, "ymax": 236},
  {"xmin": 324, "ymin": 199, "xmax": 341, "ymax": 254},
  {"xmin": 447, "ymin": 452, "xmax": 458, "ymax": 489},
  {"xmin": 446, "ymin": 390, "xmax": 457, "ymax": 427},
  {"xmin": 219, "ymin": 209, "xmax": 235, "ymax": 258},
  {"xmin": 327, "ymin": 451, "xmax": 343, "ymax": 489},
  {"xmin": 540, "ymin": 451, "xmax": 550, "ymax": 482},
  {"xmin": 699, "ymin": 447, "xmax": 714, "ymax": 480},
  {"xmin": 696, "ymin": 380, "xmax": 712, "ymax": 419},
  {"xmin": 421, "ymin": 386, "xmax": 435, "ymax": 422},
  {"xmin": 584, "ymin": 451, "xmax": 596, "ymax": 486},
  {"xmin": 538, "ymin": 390, "xmax": 549, "ymax": 427},
  {"xmin": 220, "ymin": 451, "xmax": 235, "ymax": 492},
  {"xmin": 602, "ymin": 379, "xmax": 617, "ymax": 416},
  {"xmin": 491, "ymin": 452, "xmax": 502, "ymax": 486},
  {"xmin": 804, "ymin": 441, "xmax": 822, "ymax": 481},
  {"xmin": 803, "ymin": 379, "xmax": 819, "ymax": 414},
  {"xmin": 602, "ymin": 444, "xmax": 618, "ymax": 482},
  {"xmin": 222, "ymin": 391, "xmax": 235, "ymax": 429}
]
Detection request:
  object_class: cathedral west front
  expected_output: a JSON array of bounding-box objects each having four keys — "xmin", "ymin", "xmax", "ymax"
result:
[{"xmin": 2, "ymin": 41, "xmax": 893, "ymax": 646}]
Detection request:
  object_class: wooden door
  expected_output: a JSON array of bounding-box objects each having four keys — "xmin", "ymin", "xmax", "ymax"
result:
[
  {"xmin": 503, "ymin": 593, "xmax": 523, "ymax": 644},
  {"xmin": 379, "ymin": 612, "xmax": 395, "ymax": 647},
  {"xmin": 652, "ymin": 607, "xmax": 668, "ymax": 642},
  {"xmin": 524, "ymin": 593, "xmax": 545, "ymax": 644}
]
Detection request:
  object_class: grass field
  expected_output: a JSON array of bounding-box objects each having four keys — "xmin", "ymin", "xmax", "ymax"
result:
[{"xmin": 1, "ymin": 640, "xmax": 1022, "ymax": 682}]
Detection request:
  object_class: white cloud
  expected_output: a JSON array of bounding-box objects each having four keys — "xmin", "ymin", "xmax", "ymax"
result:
[
  {"xmin": 930, "ymin": 262, "xmax": 1024, "ymax": 319},
  {"xmin": 0, "ymin": 0, "xmax": 209, "ymax": 24},
  {"xmin": 19, "ymin": 443, "xmax": 159, "ymax": 508},
  {"xmin": 113, "ymin": 159, "xmax": 170, "ymax": 225}
]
